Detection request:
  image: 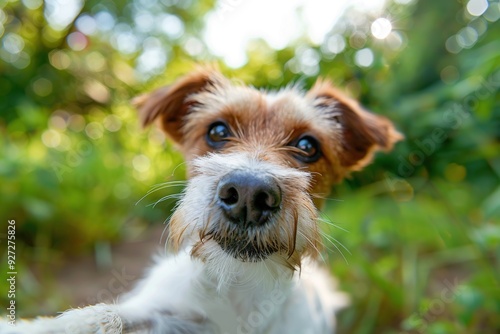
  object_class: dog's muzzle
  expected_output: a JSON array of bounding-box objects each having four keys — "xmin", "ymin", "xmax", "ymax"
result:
[
  {"xmin": 184, "ymin": 154, "xmax": 312, "ymax": 263},
  {"xmin": 217, "ymin": 170, "xmax": 282, "ymax": 228},
  {"xmin": 206, "ymin": 170, "xmax": 284, "ymax": 261}
]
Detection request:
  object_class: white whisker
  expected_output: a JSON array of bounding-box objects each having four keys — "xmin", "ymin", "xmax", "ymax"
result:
[
  {"xmin": 136, "ymin": 180, "xmax": 187, "ymax": 205},
  {"xmin": 150, "ymin": 194, "xmax": 183, "ymax": 208},
  {"xmin": 297, "ymin": 230, "xmax": 326, "ymax": 264},
  {"xmin": 318, "ymin": 213, "xmax": 350, "ymax": 233},
  {"xmin": 319, "ymin": 230, "xmax": 350, "ymax": 264}
]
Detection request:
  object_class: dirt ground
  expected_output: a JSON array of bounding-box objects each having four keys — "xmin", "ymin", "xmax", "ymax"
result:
[{"xmin": 54, "ymin": 224, "xmax": 167, "ymax": 309}]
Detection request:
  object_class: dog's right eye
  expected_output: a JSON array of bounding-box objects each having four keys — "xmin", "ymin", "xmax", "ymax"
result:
[
  {"xmin": 292, "ymin": 135, "xmax": 322, "ymax": 163},
  {"xmin": 207, "ymin": 122, "xmax": 231, "ymax": 148}
]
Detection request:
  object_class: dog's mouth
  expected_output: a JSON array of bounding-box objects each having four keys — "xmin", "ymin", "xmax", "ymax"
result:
[
  {"xmin": 206, "ymin": 228, "xmax": 280, "ymax": 262},
  {"xmin": 216, "ymin": 237, "xmax": 278, "ymax": 262}
]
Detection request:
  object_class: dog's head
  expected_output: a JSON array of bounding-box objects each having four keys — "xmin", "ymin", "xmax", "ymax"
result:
[{"xmin": 135, "ymin": 68, "xmax": 401, "ymax": 277}]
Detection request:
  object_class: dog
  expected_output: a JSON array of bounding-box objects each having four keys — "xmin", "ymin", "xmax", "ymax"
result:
[{"xmin": 2, "ymin": 68, "xmax": 401, "ymax": 333}]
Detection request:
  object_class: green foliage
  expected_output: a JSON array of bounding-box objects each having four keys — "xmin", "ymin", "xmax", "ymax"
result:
[{"xmin": 0, "ymin": 0, "xmax": 499, "ymax": 332}]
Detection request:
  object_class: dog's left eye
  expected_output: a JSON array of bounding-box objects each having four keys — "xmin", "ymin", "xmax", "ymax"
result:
[
  {"xmin": 207, "ymin": 122, "xmax": 231, "ymax": 148},
  {"xmin": 294, "ymin": 136, "xmax": 321, "ymax": 163}
]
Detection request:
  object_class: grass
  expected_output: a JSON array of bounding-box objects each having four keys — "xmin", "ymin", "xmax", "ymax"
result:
[{"xmin": 327, "ymin": 174, "xmax": 500, "ymax": 333}]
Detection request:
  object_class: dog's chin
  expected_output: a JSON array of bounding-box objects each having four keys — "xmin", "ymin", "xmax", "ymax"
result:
[
  {"xmin": 214, "ymin": 238, "xmax": 278, "ymax": 263},
  {"xmin": 208, "ymin": 229, "xmax": 278, "ymax": 262}
]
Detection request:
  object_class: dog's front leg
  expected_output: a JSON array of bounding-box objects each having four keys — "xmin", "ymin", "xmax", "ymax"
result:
[
  {"xmin": 1, "ymin": 302, "xmax": 214, "ymax": 334},
  {"xmin": 0, "ymin": 304, "xmax": 123, "ymax": 334},
  {"xmin": 114, "ymin": 252, "xmax": 217, "ymax": 334},
  {"xmin": 1, "ymin": 253, "xmax": 216, "ymax": 334}
]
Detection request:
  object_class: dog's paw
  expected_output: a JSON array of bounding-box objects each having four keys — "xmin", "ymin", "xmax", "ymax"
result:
[{"xmin": 0, "ymin": 304, "xmax": 123, "ymax": 334}]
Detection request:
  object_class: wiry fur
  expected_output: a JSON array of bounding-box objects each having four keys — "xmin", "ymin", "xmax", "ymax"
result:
[
  {"xmin": 1, "ymin": 68, "xmax": 401, "ymax": 334},
  {"xmin": 169, "ymin": 153, "xmax": 319, "ymax": 279}
]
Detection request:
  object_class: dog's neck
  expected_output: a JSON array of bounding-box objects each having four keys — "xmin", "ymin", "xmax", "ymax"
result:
[{"xmin": 182, "ymin": 245, "xmax": 298, "ymax": 294}]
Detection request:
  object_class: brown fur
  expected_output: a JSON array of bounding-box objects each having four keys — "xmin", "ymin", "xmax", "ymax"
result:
[
  {"xmin": 135, "ymin": 67, "xmax": 401, "ymax": 268},
  {"xmin": 136, "ymin": 68, "xmax": 402, "ymax": 203}
]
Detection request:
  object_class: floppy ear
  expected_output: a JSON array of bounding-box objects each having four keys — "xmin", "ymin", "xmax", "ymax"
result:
[
  {"xmin": 133, "ymin": 68, "xmax": 223, "ymax": 144},
  {"xmin": 308, "ymin": 80, "xmax": 403, "ymax": 171}
]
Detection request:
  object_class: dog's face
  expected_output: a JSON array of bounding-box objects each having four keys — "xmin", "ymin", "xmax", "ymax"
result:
[{"xmin": 136, "ymin": 68, "xmax": 401, "ymax": 274}]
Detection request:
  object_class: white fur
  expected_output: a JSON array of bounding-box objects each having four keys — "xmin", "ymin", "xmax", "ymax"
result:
[
  {"xmin": 2, "ymin": 251, "xmax": 347, "ymax": 334},
  {"xmin": 120, "ymin": 250, "xmax": 348, "ymax": 334},
  {"xmin": 2, "ymin": 151, "xmax": 348, "ymax": 334}
]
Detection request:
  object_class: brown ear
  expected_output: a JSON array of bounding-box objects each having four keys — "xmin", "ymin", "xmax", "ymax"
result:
[
  {"xmin": 308, "ymin": 80, "xmax": 403, "ymax": 170},
  {"xmin": 133, "ymin": 68, "xmax": 224, "ymax": 143}
]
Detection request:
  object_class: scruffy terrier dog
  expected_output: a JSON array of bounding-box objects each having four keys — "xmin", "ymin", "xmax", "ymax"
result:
[{"xmin": 3, "ymin": 68, "xmax": 401, "ymax": 333}]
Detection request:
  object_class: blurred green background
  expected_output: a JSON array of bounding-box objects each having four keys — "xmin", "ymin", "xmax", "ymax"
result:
[{"xmin": 1, "ymin": 0, "xmax": 499, "ymax": 333}]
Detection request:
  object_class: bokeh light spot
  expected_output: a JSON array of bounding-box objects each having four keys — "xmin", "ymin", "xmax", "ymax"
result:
[
  {"xmin": 445, "ymin": 35, "xmax": 462, "ymax": 54},
  {"xmin": 298, "ymin": 47, "xmax": 320, "ymax": 76},
  {"xmin": 32, "ymin": 78, "xmax": 53, "ymax": 97},
  {"xmin": 85, "ymin": 122, "xmax": 104, "ymax": 140},
  {"xmin": 3, "ymin": 33, "xmax": 25, "ymax": 54},
  {"xmin": 41, "ymin": 129, "xmax": 61, "ymax": 148},
  {"xmin": 94, "ymin": 11, "xmax": 115, "ymax": 32},
  {"xmin": 45, "ymin": 0, "xmax": 83, "ymax": 31},
  {"xmin": 67, "ymin": 31, "xmax": 88, "ymax": 51},
  {"xmin": 469, "ymin": 17, "xmax": 488, "ymax": 36},
  {"xmin": 371, "ymin": 18, "xmax": 392, "ymax": 39},
  {"xmin": 456, "ymin": 26, "xmax": 478, "ymax": 49},
  {"xmin": 349, "ymin": 33, "xmax": 367, "ymax": 49},
  {"xmin": 136, "ymin": 37, "xmax": 168, "ymax": 76},
  {"xmin": 111, "ymin": 29, "xmax": 139, "ymax": 54},
  {"xmin": 68, "ymin": 114, "xmax": 86, "ymax": 132},
  {"xmin": 184, "ymin": 37, "xmax": 204, "ymax": 56},
  {"xmin": 85, "ymin": 52, "xmax": 106, "ymax": 72},
  {"xmin": 103, "ymin": 115, "xmax": 122, "ymax": 132},
  {"xmin": 160, "ymin": 14, "xmax": 184, "ymax": 39},
  {"xmin": 49, "ymin": 111, "xmax": 69, "ymax": 131},
  {"xmin": 49, "ymin": 50, "xmax": 71, "ymax": 70},
  {"xmin": 83, "ymin": 80, "xmax": 110, "ymax": 103},
  {"xmin": 324, "ymin": 34, "xmax": 346, "ymax": 54},
  {"xmin": 134, "ymin": 11, "xmax": 155, "ymax": 33},
  {"xmin": 354, "ymin": 48, "xmax": 374, "ymax": 67},
  {"xmin": 76, "ymin": 14, "xmax": 97, "ymax": 35},
  {"xmin": 2, "ymin": 51, "xmax": 31, "ymax": 69},
  {"xmin": 466, "ymin": 0, "xmax": 488, "ymax": 17},
  {"xmin": 484, "ymin": 2, "xmax": 500, "ymax": 21},
  {"xmin": 132, "ymin": 154, "xmax": 151, "ymax": 173},
  {"xmin": 386, "ymin": 31, "xmax": 405, "ymax": 50}
]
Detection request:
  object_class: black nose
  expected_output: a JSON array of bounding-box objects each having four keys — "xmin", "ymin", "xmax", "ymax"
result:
[{"xmin": 217, "ymin": 171, "xmax": 281, "ymax": 227}]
